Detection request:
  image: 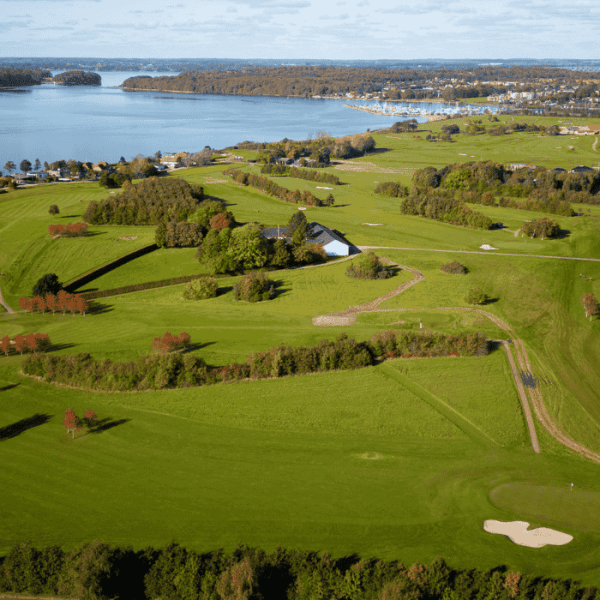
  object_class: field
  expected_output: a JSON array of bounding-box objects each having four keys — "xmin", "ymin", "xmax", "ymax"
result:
[{"xmin": 2, "ymin": 115, "xmax": 600, "ymax": 585}]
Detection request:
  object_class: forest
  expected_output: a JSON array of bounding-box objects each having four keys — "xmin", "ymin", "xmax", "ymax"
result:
[
  {"xmin": 1, "ymin": 540, "xmax": 596, "ymax": 600},
  {"xmin": 120, "ymin": 65, "xmax": 600, "ymax": 100}
]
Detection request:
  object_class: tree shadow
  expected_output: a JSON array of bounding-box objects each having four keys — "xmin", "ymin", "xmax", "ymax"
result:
[
  {"xmin": 216, "ymin": 285, "xmax": 234, "ymax": 297},
  {"xmin": 89, "ymin": 417, "xmax": 130, "ymax": 434},
  {"xmin": 88, "ymin": 302, "xmax": 114, "ymax": 315},
  {"xmin": 331, "ymin": 204, "xmax": 350, "ymax": 208},
  {"xmin": 482, "ymin": 297, "xmax": 499, "ymax": 305},
  {"xmin": 59, "ymin": 214, "xmax": 80, "ymax": 219},
  {"xmin": 555, "ymin": 229, "xmax": 571, "ymax": 239},
  {"xmin": 271, "ymin": 281, "xmax": 289, "ymax": 299},
  {"xmin": 0, "ymin": 413, "xmax": 52, "ymax": 441},
  {"xmin": 47, "ymin": 343, "xmax": 77, "ymax": 352},
  {"xmin": 0, "ymin": 383, "xmax": 20, "ymax": 392},
  {"xmin": 182, "ymin": 341, "xmax": 216, "ymax": 353},
  {"xmin": 82, "ymin": 231, "xmax": 106, "ymax": 238}
]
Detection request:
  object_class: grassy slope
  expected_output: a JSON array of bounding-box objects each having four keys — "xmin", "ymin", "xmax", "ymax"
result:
[{"xmin": 2, "ymin": 116, "xmax": 600, "ymax": 583}]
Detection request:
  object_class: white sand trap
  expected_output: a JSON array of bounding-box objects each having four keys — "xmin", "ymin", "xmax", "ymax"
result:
[
  {"xmin": 312, "ymin": 314, "xmax": 356, "ymax": 326},
  {"xmin": 483, "ymin": 520, "xmax": 573, "ymax": 548},
  {"xmin": 362, "ymin": 223, "xmax": 384, "ymax": 226}
]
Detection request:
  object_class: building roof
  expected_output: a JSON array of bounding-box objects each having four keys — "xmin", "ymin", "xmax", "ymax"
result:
[
  {"xmin": 262, "ymin": 222, "xmax": 351, "ymax": 248},
  {"xmin": 306, "ymin": 222, "xmax": 349, "ymax": 247}
]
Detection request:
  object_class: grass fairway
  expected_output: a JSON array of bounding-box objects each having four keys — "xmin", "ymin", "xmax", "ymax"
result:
[
  {"xmin": 2, "ymin": 115, "xmax": 600, "ymax": 584},
  {"xmin": 2, "ymin": 360, "xmax": 600, "ymax": 585}
]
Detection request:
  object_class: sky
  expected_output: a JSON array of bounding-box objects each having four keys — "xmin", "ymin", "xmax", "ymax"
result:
[{"xmin": 3, "ymin": 0, "xmax": 599, "ymax": 60}]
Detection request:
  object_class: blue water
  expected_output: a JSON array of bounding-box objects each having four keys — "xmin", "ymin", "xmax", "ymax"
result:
[{"xmin": 0, "ymin": 71, "xmax": 490, "ymax": 168}]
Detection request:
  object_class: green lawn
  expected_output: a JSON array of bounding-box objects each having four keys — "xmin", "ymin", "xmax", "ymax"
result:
[{"xmin": 2, "ymin": 115, "xmax": 600, "ymax": 584}]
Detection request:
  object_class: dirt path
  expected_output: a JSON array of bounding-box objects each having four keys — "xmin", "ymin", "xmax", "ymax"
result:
[
  {"xmin": 593, "ymin": 137, "xmax": 598, "ymax": 152},
  {"xmin": 0, "ymin": 282, "xmax": 15, "ymax": 314},
  {"xmin": 313, "ymin": 257, "xmax": 600, "ymax": 463}
]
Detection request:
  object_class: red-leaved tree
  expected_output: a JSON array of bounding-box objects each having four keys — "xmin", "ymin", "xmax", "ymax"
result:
[
  {"xmin": 74, "ymin": 295, "xmax": 90, "ymax": 316},
  {"xmin": 13, "ymin": 334, "xmax": 25, "ymax": 355},
  {"xmin": 63, "ymin": 409, "xmax": 81, "ymax": 438},
  {"xmin": 152, "ymin": 332, "xmax": 192, "ymax": 353},
  {"xmin": 18, "ymin": 297, "xmax": 33, "ymax": 312},
  {"xmin": 581, "ymin": 293, "xmax": 598, "ymax": 319},
  {"xmin": 32, "ymin": 295, "xmax": 46, "ymax": 314},
  {"xmin": 1, "ymin": 335, "xmax": 11, "ymax": 357},
  {"xmin": 46, "ymin": 294, "xmax": 58, "ymax": 314}
]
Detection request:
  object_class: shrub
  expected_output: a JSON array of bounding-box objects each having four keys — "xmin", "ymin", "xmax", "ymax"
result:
[
  {"xmin": 520, "ymin": 217, "xmax": 561, "ymax": 239},
  {"xmin": 152, "ymin": 332, "xmax": 191, "ymax": 353},
  {"xmin": 183, "ymin": 276, "xmax": 218, "ymax": 300},
  {"xmin": 345, "ymin": 252, "xmax": 393, "ymax": 279},
  {"xmin": 48, "ymin": 204, "xmax": 60, "ymax": 216},
  {"xmin": 234, "ymin": 273, "xmax": 275, "ymax": 302},
  {"xmin": 465, "ymin": 288, "xmax": 489, "ymax": 305},
  {"xmin": 440, "ymin": 261, "xmax": 467, "ymax": 274}
]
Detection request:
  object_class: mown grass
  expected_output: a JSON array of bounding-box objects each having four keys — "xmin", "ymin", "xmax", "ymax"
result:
[
  {"xmin": 490, "ymin": 482, "xmax": 600, "ymax": 533},
  {"xmin": 2, "ymin": 360, "xmax": 600, "ymax": 584},
  {"xmin": 2, "ymin": 115, "xmax": 600, "ymax": 583}
]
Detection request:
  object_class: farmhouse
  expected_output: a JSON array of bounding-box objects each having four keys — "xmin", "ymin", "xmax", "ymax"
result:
[{"xmin": 262, "ymin": 222, "xmax": 352, "ymax": 256}]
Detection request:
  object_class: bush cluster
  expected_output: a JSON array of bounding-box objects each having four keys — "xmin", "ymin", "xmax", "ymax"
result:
[
  {"xmin": 369, "ymin": 330, "xmax": 489, "ymax": 358},
  {"xmin": 345, "ymin": 252, "xmax": 393, "ymax": 280},
  {"xmin": 152, "ymin": 332, "xmax": 191, "ymax": 353},
  {"xmin": 21, "ymin": 330, "xmax": 489, "ymax": 392},
  {"xmin": 48, "ymin": 222, "xmax": 88, "ymax": 237},
  {"xmin": 19, "ymin": 291, "xmax": 89, "ymax": 315},
  {"xmin": 2, "ymin": 539, "xmax": 592, "ymax": 600},
  {"xmin": 233, "ymin": 272, "xmax": 275, "ymax": 302},
  {"xmin": 374, "ymin": 181, "xmax": 410, "ymax": 198},
  {"xmin": 83, "ymin": 177, "xmax": 204, "ymax": 225},
  {"xmin": 520, "ymin": 217, "xmax": 561, "ymax": 239},
  {"xmin": 183, "ymin": 276, "xmax": 218, "ymax": 300},
  {"xmin": 400, "ymin": 189, "xmax": 493, "ymax": 230},
  {"xmin": 224, "ymin": 168, "xmax": 334, "ymax": 206},
  {"xmin": 1, "ymin": 333, "xmax": 51, "ymax": 357},
  {"xmin": 440, "ymin": 261, "xmax": 467, "ymax": 274},
  {"xmin": 581, "ymin": 293, "xmax": 598, "ymax": 318},
  {"xmin": 260, "ymin": 164, "xmax": 341, "ymax": 185}
]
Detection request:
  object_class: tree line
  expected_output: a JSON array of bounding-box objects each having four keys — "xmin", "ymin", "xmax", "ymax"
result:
[
  {"xmin": 224, "ymin": 168, "xmax": 335, "ymax": 207},
  {"xmin": 0, "ymin": 68, "xmax": 50, "ymax": 86},
  {"xmin": 1, "ymin": 539, "xmax": 596, "ymax": 600},
  {"xmin": 21, "ymin": 330, "xmax": 489, "ymax": 392},
  {"xmin": 260, "ymin": 163, "xmax": 341, "ymax": 185}
]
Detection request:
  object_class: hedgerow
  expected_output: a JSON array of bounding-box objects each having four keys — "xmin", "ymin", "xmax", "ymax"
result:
[
  {"xmin": 260, "ymin": 164, "xmax": 341, "ymax": 185},
  {"xmin": 224, "ymin": 168, "xmax": 334, "ymax": 207},
  {"xmin": 21, "ymin": 331, "xmax": 489, "ymax": 392}
]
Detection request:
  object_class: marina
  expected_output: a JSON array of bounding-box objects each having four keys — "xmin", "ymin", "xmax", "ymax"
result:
[{"xmin": 343, "ymin": 100, "xmax": 499, "ymax": 121}]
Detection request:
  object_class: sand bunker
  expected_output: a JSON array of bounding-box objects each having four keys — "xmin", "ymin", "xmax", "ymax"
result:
[
  {"xmin": 312, "ymin": 314, "xmax": 356, "ymax": 326},
  {"xmin": 363, "ymin": 223, "xmax": 384, "ymax": 226},
  {"xmin": 483, "ymin": 520, "xmax": 573, "ymax": 548}
]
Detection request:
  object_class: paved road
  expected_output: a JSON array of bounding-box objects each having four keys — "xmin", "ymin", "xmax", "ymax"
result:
[{"xmin": 358, "ymin": 245, "xmax": 600, "ymax": 263}]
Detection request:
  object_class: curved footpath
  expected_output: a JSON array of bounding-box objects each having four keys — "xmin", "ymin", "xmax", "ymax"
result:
[
  {"xmin": 0, "ymin": 283, "xmax": 15, "ymax": 314},
  {"xmin": 313, "ymin": 257, "xmax": 600, "ymax": 464}
]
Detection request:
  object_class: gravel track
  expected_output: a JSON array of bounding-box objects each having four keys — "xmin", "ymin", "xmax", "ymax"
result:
[
  {"xmin": 358, "ymin": 245, "xmax": 600, "ymax": 263},
  {"xmin": 0, "ymin": 282, "xmax": 15, "ymax": 314}
]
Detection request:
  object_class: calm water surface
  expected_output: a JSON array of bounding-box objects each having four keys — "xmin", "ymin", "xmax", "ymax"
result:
[{"xmin": 0, "ymin": 71, "xmax": 449, "ymax": 167}]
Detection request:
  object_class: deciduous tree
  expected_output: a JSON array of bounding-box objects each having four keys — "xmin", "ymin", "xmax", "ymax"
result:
[
  {"xmin": 4, "ymin": 161, "xmax": 16, "ymax": 174},
  {"xmin": 20, "ymin": 159, "xmax": 32, "ymax": 173},
  {"xmin": 33, "ymin": 274, "xmax": 63, "ymax": 298},
  {"xmin": 49, "ymin": 204, "xmax": 60, "ymax": 216}
]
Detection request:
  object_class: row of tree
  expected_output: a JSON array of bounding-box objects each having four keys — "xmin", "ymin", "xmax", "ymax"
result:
[
  {"xmin": 260, "ymin": 163, "xmax": 342, "ymax": 185},
  {"xmin": 19, "ymin": 292, "xmax": 90, "ymax": 316},
  {"xmin": 48, "ymin": 222, "xmax": 88, "ymax": 237},
  {"xmin": 3, "ymin": 539, "xmax": 593, "ymax": 600},
  {"xmin": 21, "ymin": 329, "xmax": 490, "ymax": 392},
  {"xmin": 83, "ymin": 178, "xmax": 205, "ymax": 225},
  {"xmin": 225, "ymin": 168, "xmax": 335, "ymax": 206},
  {"xmin": 1, "ymin": 333, "xmax": 51, "ymax": 357}
]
